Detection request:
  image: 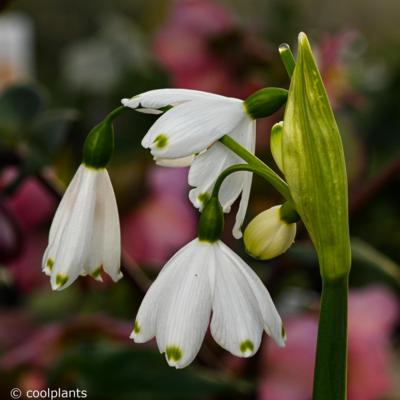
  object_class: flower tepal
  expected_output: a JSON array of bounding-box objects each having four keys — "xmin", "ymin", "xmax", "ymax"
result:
[
  {"xmin": 121, "ymin": 89, "xmax": 255, "ymax": 239},
  {"xmin": 42, "ymin": 120, "xmax": 122, "ymax": 290},
  {"xmin": 131, "ymin": 198, "xmax": 285, "ymax": 368}
]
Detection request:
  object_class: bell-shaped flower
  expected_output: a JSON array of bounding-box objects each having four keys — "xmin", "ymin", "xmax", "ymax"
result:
[
  {"xmin": 121, "ymin": 89, "xmax": 256, "ymax": 238},
  {"xmin": 131, "ymin": 237, "xmax": 286, "ymax": 369},
  {"xmin": 243, "ymin": 204, "xmax": 297, "ymax": 260},
  {"xmin": 42, "ymin": 164, "xmax": 122, "ymax": 290}
]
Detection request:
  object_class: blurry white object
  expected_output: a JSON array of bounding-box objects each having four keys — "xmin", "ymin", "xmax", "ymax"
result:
[{"xmin": 0, "ymin": 13, "xmax": 34, "ymax": 90}]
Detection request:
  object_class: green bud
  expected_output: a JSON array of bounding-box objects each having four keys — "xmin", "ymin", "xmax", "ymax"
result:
[
  {"xmin": 244, "ymin": 204, "xmax": 297, "ymax": 260},
  {"xmin": 82, "ymin": 120, "xmax": 114, "ymax": 169},
  {"xmin": 198, "ymin": 197, "xmax": 224, "ymax": 243},
  {"xmin": 282, "ymin": 33, "xmax": 351, "ymax": 280},
  {"xmin": 244, "ymin": 87, "xmax": 288, "ymax": 119}
]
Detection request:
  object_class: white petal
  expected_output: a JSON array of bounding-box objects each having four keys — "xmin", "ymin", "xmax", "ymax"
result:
[
  {"xmin": 188, "ymin": 142, "xmax": 243, "ymax": 212},
  {"xmin": 218, "ymin": 241, "xmax": 285, "ymax": 347},
  {"xmin": 155, "ymin": 239, "xmax": 214, "ymax": 368},
  {"xmin": 135, "ymin": 108, "xmax": 163, "ymax": 115},
  {"xmin": 43, "ymin": 165, "xmax": 86, "ymax": 275},
  {"xmin": 131, "ymin": 239, "xmax": 200, "ymax": 344},
  {"xmin": 80, "ymin": 170, "xmax": 121, "ymax": 282},
  {"xmin": 141, "ymin": 98, "xmax": 245, "ymax": 158},
  {"xmin": 232, "ymin": 121, "xmax": 256, "ymax": 239},
  {"xmin": 188, "ymin": 119, "xmax": 254, "ymax": 213},
  {"xmin": 121, "ymin": 88, "xmax": 227, "ymax": 111},
  {"xmin": 210, "ymin": 241, "xmax": 264, "ymax": 358},
  {"xmin": 99, "ymin": 171, "xmax": 122, "ymax": 282},
  {"xmin": 49, "ymin": 167, "xmax": 99, "ymax": 290},
  {"xmin": 44, "ymin": 164, "xmax": 85, "ymax": 254},
  {"xmin": 155, "ymin": 155, "xmax": 194, "ymax": 168}
]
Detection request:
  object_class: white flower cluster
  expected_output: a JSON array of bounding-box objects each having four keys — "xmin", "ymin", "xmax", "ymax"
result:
[{"xmin": 43, "ymin": 88, "xmax": 296, "ymax": 368}]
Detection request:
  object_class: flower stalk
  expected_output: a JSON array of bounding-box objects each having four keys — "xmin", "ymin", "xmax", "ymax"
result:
[
  {"xmin": 218, "ymin": 135, "xmax": 291, "ymax": 200},
  {"xmin": 313, "ymin": 276, "xmax": 349, "ymax": 400}
]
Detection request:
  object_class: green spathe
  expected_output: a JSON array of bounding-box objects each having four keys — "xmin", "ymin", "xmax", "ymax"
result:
[
  {"xmin": 83, "ymin": 120, "xmax": 114, "ymax": 168},
  {"xmin": 282, "ymin": 33, "xmax": 351, "ymax": 280},
  {"xmin": 244, "ymin": 87, "xmax": 288, "ymax": 119}
]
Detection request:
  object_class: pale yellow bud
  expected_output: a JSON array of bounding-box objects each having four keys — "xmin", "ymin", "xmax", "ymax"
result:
[{"xmin": 244, "ymin": 205, "xmax": 296, "ymax": 260}]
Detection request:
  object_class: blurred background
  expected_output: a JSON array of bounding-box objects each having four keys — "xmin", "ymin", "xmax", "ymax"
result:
[{"xmin": 0, "ymin": 0, "xmax": 399, "ymax": 399}]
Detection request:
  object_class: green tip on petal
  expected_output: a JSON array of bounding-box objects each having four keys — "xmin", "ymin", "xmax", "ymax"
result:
[
  {"xmin": 153, "ymin": 134, "xmax": 168, "ymax": 149},
  {"xmin": 166, "ymin": 345, "xmax": 183, "ymax": 362},
  {"xmin": 55, "ymin": 273, "xmax": 68, "ymax": 288},
  {"xmin": 133, "ymin": 320, "xmax": 140, "ymax": 334},
  {"xmin": 240, "ymin": 340, "xmax": 254, "ymax": 355},
  {"xmin": 46, "ymin": 258, "xmax": 54, "ymax": 271},
  {"xmin": 91, "ymin": 266, "xmax": 102, "ymax": 280}
]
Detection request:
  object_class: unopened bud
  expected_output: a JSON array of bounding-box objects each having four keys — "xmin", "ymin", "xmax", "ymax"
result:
[
  {"xmin": 244, "ymin": 87, "xmax": 288, "ymax": 119},
  {"xmin": 244, "ymin": 204, "xmax": 297, "ymax": 260}
]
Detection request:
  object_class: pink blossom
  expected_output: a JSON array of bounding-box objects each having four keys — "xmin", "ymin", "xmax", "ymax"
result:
[
  {"xmin": 121, "ymin": 166, "xmax": 196, "ymax": 267},
  {"xmin": 1, "ymin": 168, "xmax": 56, "ymax": 231},
  {"xmin": 259, "ymin": 286, "xmax": 399, "ymax": 400},
  {"xmin": 0, "ymin": 168, "xmax": 56, "ymax": 291},
  {"xmin": 1, "ymin": 315, "xmax": 132, "ymax": 370},
  {"xmin": 153, "ymin": 0, "xmax": 267, "ymax": 98},
  {"xmin": 8, "ymin": 231, "xmax": 48, "ymax": 291}
]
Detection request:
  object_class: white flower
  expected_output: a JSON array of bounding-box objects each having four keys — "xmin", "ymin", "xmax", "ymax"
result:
[
  {"xmin": 42, "ymin": 164, "xmax": 122, "ymax": 290},
  {"xmin": 131, "ymin": 238, "xmax": 285, "ymax": 369},
  {"xmin": 121, "ymin": 89, "xmax": 256, "ymax": 239},
  {"xmin": 244, "ymin": 205, "xmax": 297, "ymax": 260}
]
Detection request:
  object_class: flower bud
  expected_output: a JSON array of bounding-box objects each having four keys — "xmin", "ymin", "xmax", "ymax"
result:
[
  {"xmin": 244, "ymin": 87, "xmax": 288, "ymax": 119},
  {"xmin": 282, "ymin": 33, "xmax": 351, "ymax": 280},
  {"xmin": 244, "ymin": 204, "xmax": 297, "ymax": 260}
]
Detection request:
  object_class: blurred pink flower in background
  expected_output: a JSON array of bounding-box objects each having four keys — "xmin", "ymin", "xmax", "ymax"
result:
[
  {"xmin": 259, "ymin": 286, "xmax": 399, "ymax": 400},
  {"xmin": 154, "ymin": 0, "xmax": 267, "ymax": 98},
  {"xmin": 347, "ymin": 286, "xmax": 399, "ymax": 400},
  {"xmin": 121, "ymin": 166, "xmax": 196, "ymax": 268},
  {"xmin": 0, "ymin": 315, "xmax": 131, "ymax": 371},
  {"xmin": 0, "ymin": 168, "xmax": 56, "ymax": 291},
  {"xmin": 317, "ymin": 32, "xmax": 364, "ymax": 110},
  {"xmin": 1, "ymin": 168, "xmax": 56, "ymax": 230}
]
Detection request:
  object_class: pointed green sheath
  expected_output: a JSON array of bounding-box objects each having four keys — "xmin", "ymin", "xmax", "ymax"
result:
[
  {"xmin": 282, "ymin": 33, "xmax": 351, "ymax": 281},
  {"xmin": 282, "ymin": 33, "xmax": 351, "ymax": 400}
]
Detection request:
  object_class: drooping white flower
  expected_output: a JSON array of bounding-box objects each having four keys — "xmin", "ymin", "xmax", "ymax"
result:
[
  {"xmin": 121, "ymin": 89, "xmax": 256, "ymax": 239},
  {"xmin": 42, "ymin": 164, "xmax": 122, "ymax": 290},
  {"xmin": 131, "ymin": 238, "xmax": 285, "ymax": 369},
  {"xmin": 244, "ymin": 204, "xmax": 297, "ymax": 260}
]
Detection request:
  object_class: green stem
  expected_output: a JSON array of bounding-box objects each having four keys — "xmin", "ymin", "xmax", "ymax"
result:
[
  {"xmin": 278, "ymin": 43, "xmax": 296, "ymax": 78},
  {"xmin": 219, "ymin": 135, "xmax": 291, "ymax": 200},
  {"xmin": 211, "ymin": 163, "xmax": 287, "ymax": 200},
  {"xmin": 313, "ymin": 275, "xmax": 349, "ymax": 400},
  {"xmin": 105, "ymin": 105, "xmax": 128, "ymax": 123}
]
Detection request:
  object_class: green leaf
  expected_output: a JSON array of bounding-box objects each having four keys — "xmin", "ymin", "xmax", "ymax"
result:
[
  {"xmin": 282, "ymin": 33, "xmax": 351, "ymax": 280},
  {"xmin": 351, "ymin": 237, "xmax": 400, "ymax": 286}
]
